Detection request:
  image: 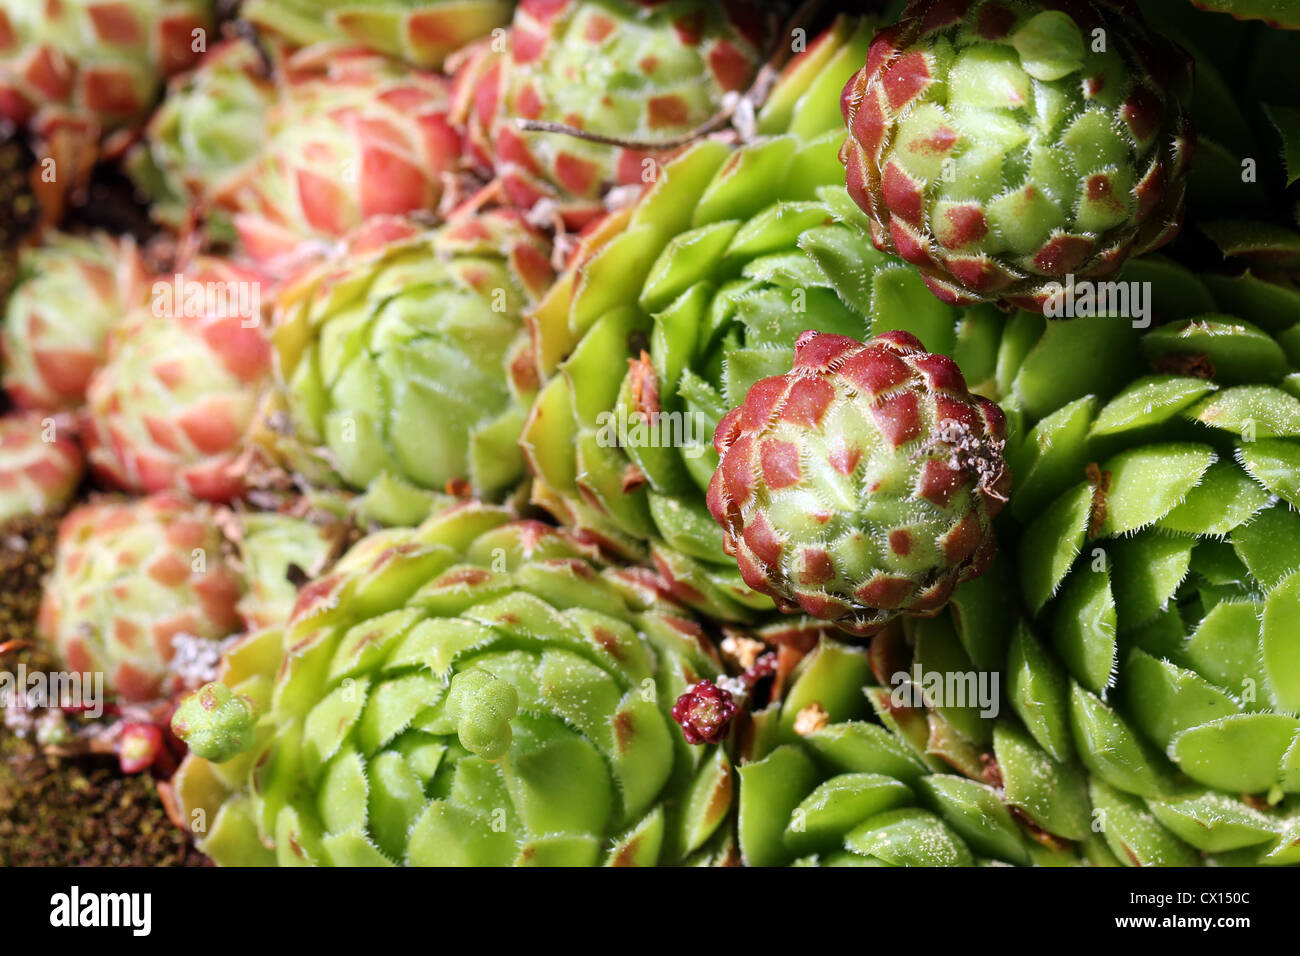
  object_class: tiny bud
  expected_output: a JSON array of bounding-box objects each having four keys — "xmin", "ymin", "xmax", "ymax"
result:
[
  {"xmin": 119, "ymin": 722, "xmax": 164, "ymax": 774},
  {"xmin": 445, "ymin": 669, "xmax": 518, "ymax": 760},
  {"xmin": 671, "ymin": 681, "xmax": 737, "ymax": 745},
  {"xmin": 171, "ymin": 682, "xmax": 258, "ymax": 762}
]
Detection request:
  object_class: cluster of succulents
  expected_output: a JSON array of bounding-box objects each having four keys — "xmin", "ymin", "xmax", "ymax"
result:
[{"xmin": 1, "ymin": 0, "xmax": 1300, "ymax": 870}]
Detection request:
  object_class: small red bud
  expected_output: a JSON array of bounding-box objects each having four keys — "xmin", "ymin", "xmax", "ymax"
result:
[
  {"xmin": 119, "ymin": 722, "xmax": 163, "ymax": 775},
  {"xmin": 671, "ymin": 681, "xmax": 737, "ymax": 745}
]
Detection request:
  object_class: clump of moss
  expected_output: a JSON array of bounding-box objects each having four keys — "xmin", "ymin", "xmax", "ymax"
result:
[
  {"xmin": 1, "ymin": 633, "xmax": 208, "ymax": 865},
  {"xmin": 0, "ymin": 733, "xmax": 210, "ymax": 866},
  {"xmin": 0, "ymin": 512, "xmax": 61, "ymax": 644}
]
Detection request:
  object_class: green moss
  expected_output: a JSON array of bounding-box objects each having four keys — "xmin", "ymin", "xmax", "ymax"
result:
[
  {"xmin": 0, "ymin": 512, "xmax": 60, "ymax": 645},
  {"xmin": 0, "ymin": 733, "xmax": 210, "ymax": 866}
]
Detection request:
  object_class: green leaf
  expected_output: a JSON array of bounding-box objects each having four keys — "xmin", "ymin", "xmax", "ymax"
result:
[
  {"xmin": 1265, "ymin": 105, "xmax": 1300, "ymax": 186},
  {"xmin": 1051, "ymin": 564, "xmax": 1117, "ymax": 695},
  {"xmin": 994, "ymin": 721, "xmax": 1091, "ymax": 841},
  {"xmin": 1232, "ymin": 504, "xmax": 1300, "ymax": 591},
  {"xmin": 802, "ymin": 721, "xmax": 931, "ymax": 783},
  {"xmin": 1089, "ymin": 376, "xmax": 1216, "ymax": 439},
  {"xmin": 780, "ymin": 642, "xmax": 873, "ymax": 737},
  {"xmin": 1006, "ymin": 623, "xmax": 1073, "ymax": 762},
  {"xmin": 917, "ymin": 775, "xmax": 1030, "ymax": 865},
  {"xmin": 1069, "ymin": 683, "xmax": 1176, "ymax": 798},
  {"xmin": 732, "ymin": 200, "xmax": 827, "ymax": 260},
  {"xmin": 1089, "ymin": 780, "xmax": 1200, "ymax": 867},
  {"xmin": 676, "ymin": 746, "xmax": 733, "ymax": 855},
  {"xmin": 1182, "ymin": 598, "xmax": 1267, "ymax": 697},
  {"xmin": 949, "ymin": 563, "xmax": 1013, "ymax": 674},
  {"xmin": 1183, "ymin": 2, "xmax": 1298, "ymax": 31},
  {"xmin": 1262, "ymin": 570, "xmax": 1300, "ymax": 714},
  {"xmin": 783, "ymin": 773, "xmax": 913, "ymax": 857},
  {"xmin": 912, "ymin": 615, "xmax": 992, "ymax": 747},
  {"xmin": 1118, "ymin": 257, "xmax": 1215, "ymax": 321},
  {"xmin": 737, "ymin": 745, "xmax": 819, "ymax": 868},
  {"xmin": 1141, "ymin": 316, "xmax": 1287, "ymax": 384},
  {"xmin": 1157, "ymin": 459, "xmax": 1271, "ymax": 535},
  {"xmin": 1009, "ymin": 396, "xmax": 1095, "ymax": 522},
  {"xmin": 647, "ymin": 493, "xmax": 726, "ymax": 563},
  {"xmin": 1170, "ymin": 713, "xmax": 1300, "ymax": 794},
  {"xmin": 844, "ymin": 808, "xmax": 974, "ymax": 866},
  {"xmin": 802, "ymin": 224, "xmax": 883, "ymax": 319},
  {"xmin": 693, "ymin": 137, "xmax": 799, "ymax": 226},
  {"xmin": 1237, "ymin": 439, "xmax": 1300, "ymax": 508},
  {"xmin": 1011, "ymin": 315, "xmax": 1142, "ymax": 420},
  {"xmin": 1203, "ymin": 271, "xmax": 1300, "ymax": 335},
  {"xmin": 868, "ymin": 265, "xmax": 959, "ymax": 353},
  {"xmin": 1200, "ymin": 220, "xmax": 1300, "ymax": 272},
  {"xmin": 640, "ymin": 221, "xmax": 740, "ymax": 313},
  {"xmin": 1119, "ymin": 650, "xmax": 1241, "ymax": 750},
  {"xmin": 1020, "ymin": 484, "xmax": 1091, "ymax": 612},
  {"xmin": 1010, "ymin": 11, "xmax": 1085, "ymax": 81},
  {"xmin": 1187, "ymin": 385, "xmax": 1300, "ymax": 437},
  {"xmin": 1097, "ymin": 443, "xmax": 1216, "ymax": 536},
  {"xmin": 1108, "ymin": 533, "xmax": 1195, "ymax": 627},
  {"xmin": 1148, "ymin": 792, "xmax": 1280, "ymax": 853}
]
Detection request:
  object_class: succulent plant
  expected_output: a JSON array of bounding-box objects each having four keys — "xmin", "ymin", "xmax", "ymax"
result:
[
  {"xmin": 0, "ymin": 0, "xmax": 212, "ymax": 138},
  {"xmin": 82, "ymin": 257, "xmax": 271, "ymax": 502},
  {"xmin": 227, "ymin": 45, "xmax": 462, "ymax": 268},
  {"xmin": 706, "ymin": 329, "xmax": 1009, "ymax": 636},
  {"xmin": 170, "ymin": 502, "xmax": 736, "ymax": 866},
  {"xmin": 37, "ymin": 492, "xmax": 246, "ymax": 703},
  {"xmin": 0, "ymin": 412, "xmax": 83, "ymax": 525},
  {"xmin": 839, "ymin": 0, "xmax": 1194, "ymax": 311},
  {"xmin": 172, "ymin": 681, "xmax": 258, "ymax": 764},
  {"xmin": 998, "ymin": 278, "xmax": 1300, "ymax": 864},
  {"xmin": 234, "ymin": 505, "xmax": 353, "ymax": 630},
  {"xmin": 263, "ymin": 212, "xmax": 552, "ymax": 521},
  {"xmin": 0, "ymin": 0, "xmax": 213, "ymax": 224},
  {"xmin": 452, "ymin": 0, "xmax": 769, "ymax": 228},
  {"xmin": 241, "ymin": 0, "xmax": 515, "ymax": 69},
  {"xmin": 127, "ymin": 37, "xmax": 280, "ymax": 235},
  {"xmin": 2, "ymin": 232, "xmax": 146, "ymax": 411},
  {"xmin": 735, "ymin": 252, "xmax": 1300, "ymax": 867}
]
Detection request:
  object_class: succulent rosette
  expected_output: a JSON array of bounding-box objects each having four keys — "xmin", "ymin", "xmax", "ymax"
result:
[
  {"xmin": 453, "ymin": 0, "xmax": 769, "ymax": 228},
  {"xmin": 37, "ymin": 492, "xmax": 246, "ymax": 703},
  {"xmin": 170, "ymin": 502, "xmax": 736, "ymax": 866},
  {"xmin": 0, "ymin": 0, "xmax": 212, "ymax": 224},
  {"xmin": 0, "ymin": 412, "xmax": 83, "ymax": 524},
  {"xmin": 241, "ymin": 0, "xmax": 515, "ymax": 69},
  {"xmin": 234, "ymin": 506, "xmax": 352, "ymax": 631},
  {"xmin": 263, "ymin": 213, "xmax": 553, "ymax": 521},
  {"xmin": 737, "ymin": 253, "xmax": 1300, "ymax": 867},
  {"xmin": 2, "ymin": 231, "xmax": 146, "ymax": 411},
  {"xmin": 128, "ymin": 38, "xmax": 281, "ymax": 234},
  {"xmin": 839, "ymin": 0, "xmax": 1194, "ymax": 311},
  {"xmin": 82, "ymin": 258, "xmax": 272, "ymax": 502},
  {"xmin": 227, "ymin": 46, "xmax": 462, "ymax": 267},
  {"xmin": 0, "ymin": 0, "xmax": 211, "ymax": 139},
  {"xmin": 999, "ymin": 265, "xmax": 1300, "ymax": 864},
  {"xmin": 706, "ymin": 330, "xmax": 1009, "ymax": 636}
]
